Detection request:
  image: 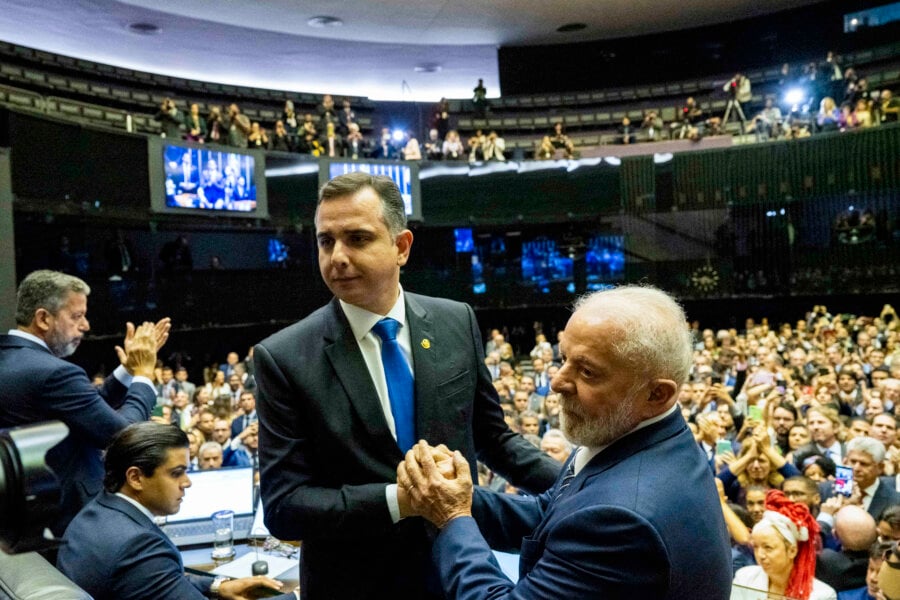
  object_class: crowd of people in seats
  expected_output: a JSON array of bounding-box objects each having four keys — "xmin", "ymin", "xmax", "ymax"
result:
[
  {"xmin": 478, "ymin": 301, "xmax": 900, "ymax": 598},
  {"xmin": 143, "ymin": 350, "xmax": 260, "ymax": 477}
]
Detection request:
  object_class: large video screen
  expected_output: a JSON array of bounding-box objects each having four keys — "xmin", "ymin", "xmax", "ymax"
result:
[
  {"xmin": 319, "ymin": 159, "xmax": 422, "ymax": 221},
  {"xmin": 148, "ymin": 138, "xmax": 269, "ymax": 219}
]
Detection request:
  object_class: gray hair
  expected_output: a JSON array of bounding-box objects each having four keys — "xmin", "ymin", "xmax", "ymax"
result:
[
  {"xmin": 15, "ymin": 270, "xmax": 90, "ymax": 326},
  {"xmin": 572, "ymin": 285, "xmax": 692, "ymax": 387},
  {"xmin": 541, "ymin": 428, "xmax": 574, "ymax": 451},
  {"xmin": 198, "ymin": 441, "xmax": 223, "ymax": 456},
  {"xmin": 317, "ymin": 172, "xmax": 407, "ymax": 236},
  {"xmin": 847, "ymin": 436, "xmax": 886, "ymax": 463}
]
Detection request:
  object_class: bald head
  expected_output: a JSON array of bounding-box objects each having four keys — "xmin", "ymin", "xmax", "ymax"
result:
[{"xmin": 834, "ymin": 505, "xmax": 877, "ymax": 551}]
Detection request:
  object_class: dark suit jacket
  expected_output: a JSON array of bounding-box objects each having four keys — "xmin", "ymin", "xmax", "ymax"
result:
[
  {"xmin": 816, "ymin": 548, "xmax": 868, "ymax": 592},
  {"xmin": 57, "ymin": 491, "xmax": 292, "ymax": 600},
  {"xmin": 819, "ymin": 478, "xmax": 900, "ymax": 520},
  {"xmin": 0, "ymin": 334, "xmax": 157, "ymax": 533},
  {"xmin": 433, "ymin": 409, "xmax": 733, "ymax": 600},
  {"xmin": 254, "ymin": 293, "xmax": 560, "ymax": 599}
]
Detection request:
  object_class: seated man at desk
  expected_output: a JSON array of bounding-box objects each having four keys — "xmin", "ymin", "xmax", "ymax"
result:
[{"xmin": 58, "ymin": 422, "xmax": 297, "ymax": 600}]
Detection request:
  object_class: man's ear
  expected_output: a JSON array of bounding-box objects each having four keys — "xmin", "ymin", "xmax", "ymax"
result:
[
  {"xmin": 33, "ymin": 308, "xmax": 52, "ymax": 333},
  {"xmin": 124, "ymin": 466, "xmax": 145, "ymax": 492},
  {"xmin": 648, "ymin": 379, "xmax": 678, "ymax": 407},
  {"xmin": 396, "ymin": 229, "xmax": 414, "ymax": 267}
]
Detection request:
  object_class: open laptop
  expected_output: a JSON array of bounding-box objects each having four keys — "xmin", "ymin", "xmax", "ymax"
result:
[{"xmin": 161, "ymin": 467, "xmax": 255, "ymax": 547}]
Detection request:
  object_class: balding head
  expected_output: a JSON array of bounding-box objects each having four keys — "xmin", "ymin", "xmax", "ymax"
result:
[{"xmin": 834, "ymin": 505, "xmax": 877, "ymax": 551}]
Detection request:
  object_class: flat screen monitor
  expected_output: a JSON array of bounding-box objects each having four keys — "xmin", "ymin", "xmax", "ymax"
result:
[
  {"xmin": 319, "ymin": 159, "xmax": 422, "ymax": 222},
  {"xmin": 454, "ymin": 228, "xmax": 474, "ymax": 253},
  {"xmin": 148, "ymin": 137, "xmax": 269, "ymax": 219}
]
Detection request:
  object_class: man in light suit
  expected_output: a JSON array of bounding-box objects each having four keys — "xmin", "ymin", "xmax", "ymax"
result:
[
  {"xmin": 0, "ymin": 270, "xmax": 169, "ymax": 534},
  {"xmin": 399, "ymin": 285, "xmax": 733, "ymax": 599},
  {"xmin": 254, "ymin": 172, "xmax": 559, "ymax": 599},
  {"xmin": 58, "ymin": 422, "xmax": 294, "ymax": 600}
]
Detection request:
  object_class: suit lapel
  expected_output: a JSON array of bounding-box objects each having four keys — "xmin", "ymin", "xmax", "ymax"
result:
[
  {"xmin": 321, "ymin": 299, "xmax": 398, "ymax": 451},
  {"xmin": 405, "ymin": 294, "xmax": 438, "ymax": 441}
]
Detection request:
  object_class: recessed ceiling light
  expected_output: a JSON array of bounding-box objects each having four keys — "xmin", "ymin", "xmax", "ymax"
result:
[
  {"xmin": 556, "ymin": 23, "xmax": 587, "ymax": 33},
  {"xmin": 414, "ymin": 63, "xmax": 442, "ymax": 73},
  {"xmin": 127, "ymin": 22, "xmax": 161, "ymax": 35},
  {"xmin": 307, "ymin": 16, "xmax": 343, "ymax": 28}
]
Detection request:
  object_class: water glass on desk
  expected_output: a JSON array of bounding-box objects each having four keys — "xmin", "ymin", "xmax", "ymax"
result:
[{"xmin": 211, "ymin": 510, "xmax": 236, "ymax": 560}]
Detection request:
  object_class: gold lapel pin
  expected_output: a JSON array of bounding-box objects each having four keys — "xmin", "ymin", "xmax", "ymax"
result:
[{"xmin": 421, "ymin": 339, "xmax": 431, "ymax": 349}]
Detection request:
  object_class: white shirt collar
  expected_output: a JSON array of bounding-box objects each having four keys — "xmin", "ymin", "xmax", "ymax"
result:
[
  {"xmin": 339, "ymin": 286, "xmax": 407, "ymax": 341},
  {"xmin": 575, "ymin": 403, "xmax": 679, "ymax": 474},
  {"xmin": 7, "ymin": 329, "xmax": 50, "ymax": 352},
  {"xmin": 115, "ymin": 492, "xmax": 157, "ymax": 524}
]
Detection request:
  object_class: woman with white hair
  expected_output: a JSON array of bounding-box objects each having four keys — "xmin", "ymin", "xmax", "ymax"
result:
[{"xmin": 732, "ymin": 490, "xmax": 836, "ymax": 599}]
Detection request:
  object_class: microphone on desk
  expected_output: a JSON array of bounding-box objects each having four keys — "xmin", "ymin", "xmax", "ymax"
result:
[{"xmin": 252, "ymin": 541, "xmax": 268, "ymax": 575}]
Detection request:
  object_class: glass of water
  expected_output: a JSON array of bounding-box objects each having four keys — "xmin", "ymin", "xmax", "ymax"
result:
[{"xmin": 211, "ymin": 509, "xmax": 235, "ymax": 560}]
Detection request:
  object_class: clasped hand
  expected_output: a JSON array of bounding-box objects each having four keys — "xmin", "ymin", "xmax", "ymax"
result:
[{"xmin": 397, "ymin": 440, "xmax": 473, "ymax": 529}]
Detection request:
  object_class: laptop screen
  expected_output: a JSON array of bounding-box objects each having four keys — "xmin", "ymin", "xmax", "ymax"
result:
[{"xmin": 166, "ymin": 467, "xmax": 255, "ymax": 524}]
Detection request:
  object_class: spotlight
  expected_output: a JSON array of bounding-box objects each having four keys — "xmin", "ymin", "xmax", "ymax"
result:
[
  {"xmin": 391, "ymin": 130, "xmax": 405, "ymax": 143},
  {"xmin": 784, "ymin": 88, "xmax": 805, "ymax": 106}
]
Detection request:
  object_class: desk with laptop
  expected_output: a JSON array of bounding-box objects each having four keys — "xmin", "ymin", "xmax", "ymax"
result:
[{"xmin": 162, "ymin": 466, "xmax": 299, "ymax": 582}]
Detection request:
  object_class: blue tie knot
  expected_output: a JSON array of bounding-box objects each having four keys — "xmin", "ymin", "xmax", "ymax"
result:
[{"xmin": 372, "ymin": 318, "xmax": 400, "ymax": 342}]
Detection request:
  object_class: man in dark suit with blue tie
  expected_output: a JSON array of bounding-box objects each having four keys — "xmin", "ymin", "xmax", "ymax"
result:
[
  {"xmin": 0, "ymin": 270, "xmax": 170, "ymax": 534},
  {"xmin": 399, "ymin": 285, "xmax": 733, "ymax": 599},
  {"xmin": 254, "ymin": 172, "xmax": 559, "ymax": 599}
]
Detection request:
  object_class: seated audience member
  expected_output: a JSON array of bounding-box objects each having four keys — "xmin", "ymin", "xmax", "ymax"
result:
[
  {"xmin": 816, "ymin": 505, "xmax": 878, "ymax": 592},
  {"xmin": 515, "ymin": 409, "xmax": 540, "ymax": 436},
  {"xmin": 641, "ymin": 111, "xmax": 664, "ymax": 141},
  {"xmin": 345, "ymin": 123, "xmax": 367, "ymax": 159},
  {"xmin": 402, "ymin": 133, "xmax": 422, "ymax": 160},
  {"xmin": 424, "ymin": 128, "xmax": 443, "ymax": 160},
  {"xmin": 337, "ymin": 98, "xmax": 356, "ymax": 136},
  {"xmin": 538, "ymin": 428, "xmax": 572, "ymax": 464},
  {"xmin": 733, "ymin": 490, "xmax": 837, "ymax": 600},
  {"xmin": 878, "ymin": 506, "xmax": 900, "ymax": 543},
  {"xmin": 536, "ymin": 135, "xmax": 556, "ymax": 159},
  {"xmin": 850, "ymin": 99, "xmax": 873, "ymax": 128},
  {"xmin": 817, "ymin": 97, "xmax": 841, "ymax": 132},
  {"xmin": 231, "ymin": 391, "xmax": 258, "ymax": 438},
  {"xmin": 879, "ymin": 89, "xmax": 900, "ymax": 123},
  {"xmin": 57, "ymin": 422, "xmax": 295, "ymax": 600},
  {"xmin": 211, "ymin": 418, "xmax": 251, "ymax": 468},
  {"xmin": 282, "ymin": 100, "xmax": 299, "ymax": 134},
  {"xmin": 752, "ymin": 98, "xmax": 784, "ymax": 141},
  {"xmin": 549, "ymin": 121, "xmax": 575, "ymax": 158},
  {"xmin": 197, "ymin": 441, "xmax": 224, "ymax": 470},
  {"xmin": 183, "ymin": 103, "xmax": 207, "ymax": 143},
  {"xmin": 674, "ymin": 96, "xmax": 706, "ymax": 139},
  {"xmin": 320, "ymin": 122, "xmax": 343, "ymax": 158},
  {"xmin": 442, "ymin": 129, "xmax": 464, "ymax": 160},
  {"xmin": 718, "ymin": 426, "xmax": 801, "ymax": 504},
  {"xmin": 269, "ymin": 120, "xmax": 294, "ymax": 152},
  {"xmin": 617, "ymin": 117, "xmax": 637, "ymax": 144},
  {"xmin": 467, "ymin": 129, "xmax": 486, "ymax": 163},
  {"xmin": 482, "ymin": 130, "xmax": 506, "ymax": 161},
  {"xmin": 372, "ymin": 127, "xmax": 396, "ymax": 159},
  {"xmin": 319, "ymin": 94, "xmax": 337, "ymax": 128}
]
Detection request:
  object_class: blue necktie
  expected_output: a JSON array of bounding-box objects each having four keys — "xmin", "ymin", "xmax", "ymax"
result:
[
  {"xmin": 554, "ymin": 458, "xmax": 577, "ymax": 502},
  {"xmin": 372, "ymin": 318, "xmax": 416, "ymax": 453}
]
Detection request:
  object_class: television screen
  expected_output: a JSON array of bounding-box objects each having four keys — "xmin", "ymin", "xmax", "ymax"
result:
[
  {"xmin": 454, "ymin": 228, "xmax": 474, "ymax": 253},
  {"xmin": 319, "ymin": 159, "xmax": 422, "ymax": 221},
  {"xmin": 585, "ymin": 235, "xmax": 625, "ymax": 283},
  {"xmin": 148, "ymin": 138, "xmax": 268, "ymax": 219},
  {"xmin": 267, "ymin": 238, "xmax": 289, "ymax": 263}
]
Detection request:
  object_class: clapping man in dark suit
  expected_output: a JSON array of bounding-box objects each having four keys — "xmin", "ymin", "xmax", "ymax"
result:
[
  {"xmin": 398, "ymin": 286, "xmax": 733, "ymax": 599},
  {"xmin": 254, "ymin": 172, "xmax": 559, "ymax": 599},
  {"xmin": 0, "ymin": 270, "xmax": 170, "ymax": 534}
]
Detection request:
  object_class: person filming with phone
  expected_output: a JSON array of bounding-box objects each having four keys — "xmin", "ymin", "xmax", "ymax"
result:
[{"xmin": 820, "ymin": 438, "xmax": 900, "ymax": 521}]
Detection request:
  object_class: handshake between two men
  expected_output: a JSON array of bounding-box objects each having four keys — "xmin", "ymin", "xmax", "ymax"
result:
[{"xmin": 396, "ymin": 440, "xmax": 472, "ymax": 529}]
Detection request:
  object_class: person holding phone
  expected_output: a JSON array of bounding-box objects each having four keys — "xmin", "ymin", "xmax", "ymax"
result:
[{"xmin": 823, "ymin": 438, "xmax": 900, "ymax": 520}]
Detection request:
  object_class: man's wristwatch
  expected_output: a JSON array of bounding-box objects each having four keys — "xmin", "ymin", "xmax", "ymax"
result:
[{"xmin": 209, "ymin": 576, "xmax": 231, "ymax": 598}]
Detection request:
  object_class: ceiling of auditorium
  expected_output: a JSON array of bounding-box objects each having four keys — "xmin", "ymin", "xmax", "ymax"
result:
[{"xmin": 0, "ymin": 0, "xmax": 820, "ymax": 101}]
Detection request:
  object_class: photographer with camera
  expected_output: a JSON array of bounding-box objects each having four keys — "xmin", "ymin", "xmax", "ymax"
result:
[
  {"xmin": 722, "ymin": 73, "xmax": 751, "ymax": 135},
  {"xmin": 155, "ymin": 97, "xmax": 183, "ymax": 140}
]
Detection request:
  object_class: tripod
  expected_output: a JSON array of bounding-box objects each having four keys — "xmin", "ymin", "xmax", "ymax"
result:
[{"xmin": 722, "ymin": 97, "xmax": 747, "ymax": 135}]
